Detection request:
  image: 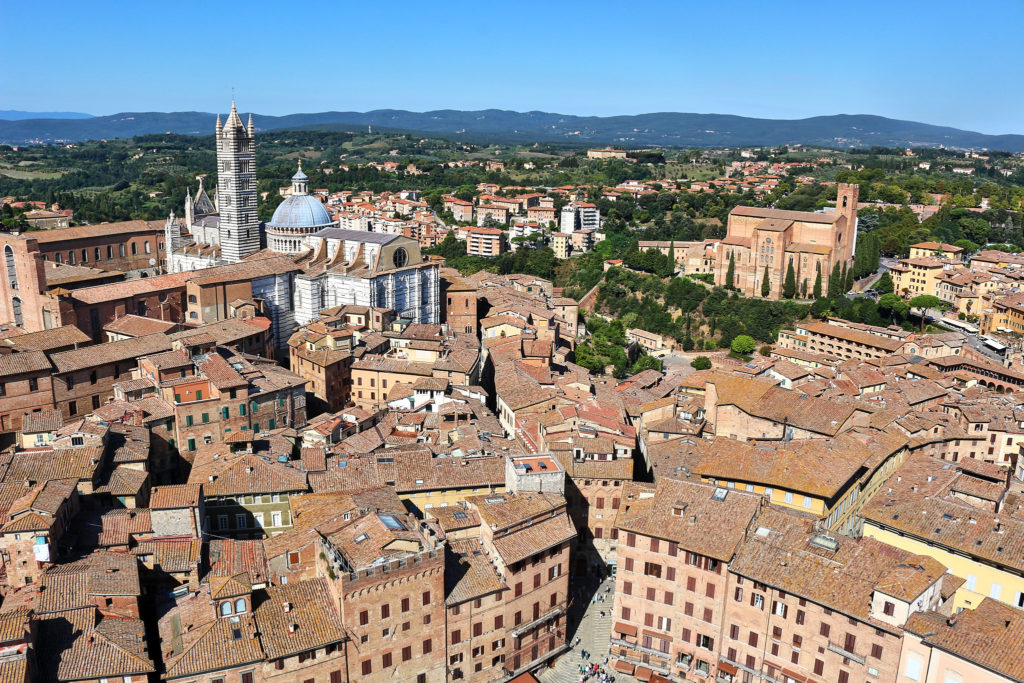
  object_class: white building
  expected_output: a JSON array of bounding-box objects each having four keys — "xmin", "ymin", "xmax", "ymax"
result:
[
  {"xmin": 165, "ymin": 101, "xmax": 261, "ymax": 272},
  {"xmin": 294, "ymin": 229, "xmax": 439, "ymax": 326}
]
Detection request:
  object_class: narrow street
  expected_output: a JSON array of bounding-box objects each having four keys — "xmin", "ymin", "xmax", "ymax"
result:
[{"xmin": 538, "ymin": 572, "xmax": 616, "ymax": 682}]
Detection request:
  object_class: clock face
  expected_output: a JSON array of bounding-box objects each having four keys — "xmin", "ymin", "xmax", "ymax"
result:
[{"xmin": 393, "ymin": 247, "xmax": 408, "ymax": 268}]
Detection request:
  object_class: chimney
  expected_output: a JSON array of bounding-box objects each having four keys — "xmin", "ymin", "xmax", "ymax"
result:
[
  {"xmin": 208, "ymin": 475, "xmax": 215, "ymax": 483},
  {"xmin": 282, "ymin": 601, "xmax": 291, "ymax": 613},
  {"xmin": 288, "ymin": 623, "xmax": 297, "ymax": 633}
]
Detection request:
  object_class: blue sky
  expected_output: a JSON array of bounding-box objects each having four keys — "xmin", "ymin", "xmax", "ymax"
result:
[{"xmin": 3, "ymin": 0, "xmax": 1021, "ymax": 134}]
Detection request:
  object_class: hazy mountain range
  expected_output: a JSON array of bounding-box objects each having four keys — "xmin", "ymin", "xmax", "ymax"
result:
[
  {"xmin": 1, "ymin": 108, "xmax": 1022, "ymax": 152},
  {"xmin": 0, "ymin": 110, "xmax": 93, "ymax": 121}
]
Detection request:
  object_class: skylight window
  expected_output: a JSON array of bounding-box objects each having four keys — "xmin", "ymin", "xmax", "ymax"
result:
[
  {"xmin": 378, "ymin": 514, "xmax": 405, "ymax": 531},
  {"xmin": 354, "ymin": 533, "xmax": 369, "ymax": 543},
  {"xmin": 711, "ymin": 488, "xmax": 728, "ymax": 502}
]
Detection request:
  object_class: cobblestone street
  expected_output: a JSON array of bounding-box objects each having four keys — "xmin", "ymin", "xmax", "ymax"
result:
[{"xmin": 537, "ymin": 571, "xmax": 616, "ymax": 683}]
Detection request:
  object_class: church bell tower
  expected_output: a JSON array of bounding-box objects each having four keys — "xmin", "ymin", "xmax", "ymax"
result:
[{"xmin": 216, "ymin": 101, "xmax": 260, "ymax": 262}]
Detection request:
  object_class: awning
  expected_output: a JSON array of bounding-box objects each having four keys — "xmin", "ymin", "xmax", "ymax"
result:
[
  {"xmin": 650, "ymin": 675, "xmax": 671, "ymax": 683},
  {"xmin": 614, "ymin": 621, "xmax": 638, "ymax": 637},
  {"xmin": 782, "ymin": 668, "xmax": 809, "ymax": 683},
  {"xmin": 718, "ymin": 660, "xmax": 739, "ymax": 676},
  {"xmin": 613, "ymin": 659, "xmax": 635, "ymax": 675},
  {"xmin": 635, "ymin": 666, "xmax": 653, "ymax": 681}
]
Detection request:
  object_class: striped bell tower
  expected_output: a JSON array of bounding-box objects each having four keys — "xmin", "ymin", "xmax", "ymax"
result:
[{"xmin": 216, "ymin": 101, "xmax": 260, "ymax": 262}]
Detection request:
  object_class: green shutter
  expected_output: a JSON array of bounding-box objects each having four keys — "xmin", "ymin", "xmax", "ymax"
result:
[{"xmin": 187, "ymin": 438, "xmax": 196, "ymax": 451}]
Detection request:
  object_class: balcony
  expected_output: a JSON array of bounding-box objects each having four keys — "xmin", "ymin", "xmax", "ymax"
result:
[
  {"xmin": 827, "ymin": 641, "xmax": 865, "ymax": 665},
  {"xmin": 609, "ymin": 637, "xmax": 670, "ymax": 660},
  {"xmin": 510, "ymin": 606, "xmax": 563, "ymax": 638}
]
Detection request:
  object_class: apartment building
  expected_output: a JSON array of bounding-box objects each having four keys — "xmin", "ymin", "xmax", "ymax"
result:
[{"xmin": 466, "ymin": 226, "xmax": 505, "ymax": 257}]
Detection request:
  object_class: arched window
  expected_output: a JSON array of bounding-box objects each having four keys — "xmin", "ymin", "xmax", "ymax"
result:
[
  {"xmin": 4, "ymin": 246, "xmax": 18, "ymax": 290},
  {"xmin": 234, "ymin": 598, "xmax": 247, "ymax": 614},
  {"xmin": 11, "ymin": 297, "xmax": 22, "ymax": 326},
  {"xmin": 220, "ymin": 601, "xmax": 233, "ymax": 616}
]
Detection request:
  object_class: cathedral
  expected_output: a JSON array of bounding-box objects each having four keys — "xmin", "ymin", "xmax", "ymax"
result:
[{"xmin": 164, "ymin": 101, "xmax": 440, "ymax": 346}]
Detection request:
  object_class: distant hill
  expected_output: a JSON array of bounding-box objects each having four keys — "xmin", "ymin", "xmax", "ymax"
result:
[
  {"xmin": 0, "ymin": 110, "xmax": 93, "ymax": 121},
  {"xmin": 2, "ymin": 108, "xmax": 1022, "ymax": 152}
]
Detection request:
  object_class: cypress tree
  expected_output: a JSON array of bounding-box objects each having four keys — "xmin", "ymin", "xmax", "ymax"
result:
[
  {"xmin": 761, "ymin": 265, "xmax": 771, "ymax": 298},
  {"xmin": 813, "ymin": 263, "xmax": 822, "ymax": 299},
  {"xmin": 840, "ymin": 262, "xmax": 849, "ymax": 294},
  {"xmin": 783, "ymin": 260, "xmax": 796, "ymax": 299},
  {"xmin": 800, "ymin": 278, "xmax": 808, "ymax": 298},
  {"xmin": 845, "ymin": 262, "xmax": 856, "ymax": 292},
  {"xmin": 829, "ymin": 261, "xmax": 842, "ymax": 298},
  {"xmin": 726, "ymin": 253, "xmax": 735, "ymax": 289}
]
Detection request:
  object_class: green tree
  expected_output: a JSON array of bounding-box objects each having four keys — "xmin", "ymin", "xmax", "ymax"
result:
[
  {"xmin": 953, "ymin": 239, "xmax": 979, "ymax": 255},
  {"xmin": 908, "ymin": 294, "xmax": 945, "ymax": 332},
  {"xmin": 761, "ymin": 265, "xmax": 770, "ymax": 298},
  {"xmin": 690, "ymin": 356, "xmax": 712, "ymax": 370},
  {"xmin": 875, "ymin": 271, "xmax": 894, "ymax": 294},
  {"xmin": 731, "ymin": 334, "xmax": 757, "ymax": 356},
  {"xmin": 800, "ymin": 278, "xmax": 808, "ymax": 298},
  {"xmin": 845, "ymin": 263, "xmax": 855, "ymax": 292},
  {"xmin": 840, "ymin": 262, "xmax": 849, "ymax": 294},
  {"xmin": 813, "ymin": 263, "xmax": 822, "ymax": 299},
  {"xmin": 878, "ymin": 293, "xmax": 909, "ymax": 320},
  {"xmin": 782, "ymin": 260, "xmax": 796, "ymax": 299},
  {"xmin": 828, "ymin": 261, "xmax": 842, "ymax": 298},
  {"xmin": 726, "ymin": 253, "xmax": 735, "ymax": 289}
]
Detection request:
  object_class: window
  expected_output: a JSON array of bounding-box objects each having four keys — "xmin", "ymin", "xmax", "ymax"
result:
[
  {"xmin": 107, "ymin": 245, "xmax": 113, "ymax": 259},
  {"xmin": 4, "ymin": 246, "xmax": 17, "ymax": 291},
  {"xmin": 220, "ymin": 601, "xmax": 233, "ymax": 616},
  {"xmin": 871, "ymin": 643, "xmax": 883, "ymax": 659},
  {"xmin": 697, "ymin": 634, "xmax": 713, "ymax": 650},
  {"xmin": 883, "ymin": 601, "xmax": 895, "ymax": 616},
  {"xmin": 131, "ymin": 242, "xmax": 137, "ymax": 256},
  {"xmin": 119, "ymin": 244, "xmax": 125, "ymax": 257},
  {"xmin": 361, "ymin": 660, "xmax": 372, "ymax": 676},
  {"xmin": 422, "ymin": 639, "xmax": 432, "ymax": 654},
  {"xmin": 234, "ymin": 598, "xmax": 246, "ymax": 613},
  {"xmin": 820, "ymin": 622, "xmax": 831, "ymax": 638},
  {"xmin": 144, "ymin": 241, "xmax": 151, "ymax": 254}
]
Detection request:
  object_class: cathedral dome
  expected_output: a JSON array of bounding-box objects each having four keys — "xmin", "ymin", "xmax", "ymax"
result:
[{"xmin": 268, "ymin": 193, "xmax": 333, "ymax": 229}]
